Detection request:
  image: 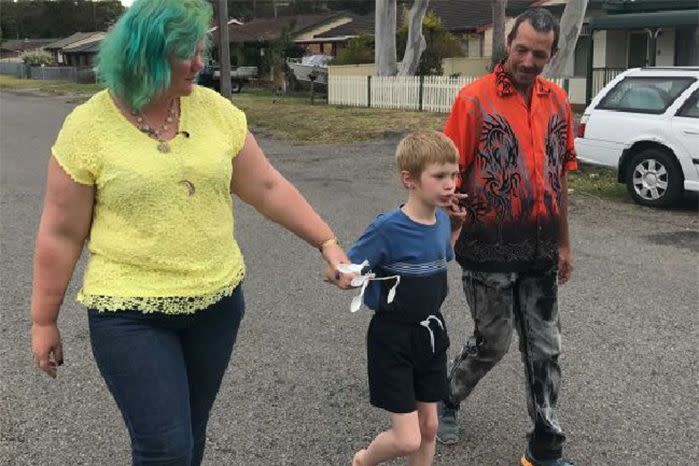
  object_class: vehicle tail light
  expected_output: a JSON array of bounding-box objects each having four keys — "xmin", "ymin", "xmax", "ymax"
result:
[{"xmin": 576, "ymin": 116, "xmax": 587, "ymax": 138}]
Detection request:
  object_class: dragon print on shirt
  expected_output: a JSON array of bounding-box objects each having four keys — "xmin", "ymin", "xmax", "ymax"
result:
[
  {"xmin": 545, "ymin": 113, "xmax": 567, "ymax": 206},
  {"xmin": 475, "ymin": 112, "xmax": 523, "ymax": 224}
]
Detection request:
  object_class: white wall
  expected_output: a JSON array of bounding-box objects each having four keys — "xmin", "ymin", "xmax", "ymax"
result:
[
  {"xmin": 592, "ymin": 30, "xmax": 607, "ymax": 67},
  {"xmin": 468, "ymin": 35, "xmax": 483, "ymax": 58},
  {"xmin": 442, "ymin": 57, "xmax": 491, "ymax": 76},
  {"xmin": 605, "ymin": 30, "xmax": 627, "ymax": 67},
  {"xmin": 567, "ymin": 77, "xmax": 587, "ymax": 106},
  {"xmin": 328, "ymin": 63, "xmax": 375, "ymax": 76},
  {"xmin": 656, "ymin": 28, "xmax": 676, "ymax": 66},
  {"xmin": 483, "ymin": 18, "xmax": 516, "ymax": 58}
]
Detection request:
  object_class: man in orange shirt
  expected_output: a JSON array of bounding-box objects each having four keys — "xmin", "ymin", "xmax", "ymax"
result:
[{"xmin": 438, "ymin": 9, "xmax": 576, "ymax": 466}]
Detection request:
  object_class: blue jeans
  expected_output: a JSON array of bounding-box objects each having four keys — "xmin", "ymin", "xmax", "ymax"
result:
[{"xmin": 88, "ymin": 287, "xmax": 245, "ymax": 466}]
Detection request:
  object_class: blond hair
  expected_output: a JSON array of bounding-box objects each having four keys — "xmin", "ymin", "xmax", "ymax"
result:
[{"xmin": 395, "ymin": 130, "xmax": 458, "ymax": 178}]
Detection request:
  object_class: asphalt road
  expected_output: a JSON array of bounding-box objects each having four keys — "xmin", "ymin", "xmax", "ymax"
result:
[{"xmin": 1, "ymin": 91, "xmax": 697, "ymax": 466}]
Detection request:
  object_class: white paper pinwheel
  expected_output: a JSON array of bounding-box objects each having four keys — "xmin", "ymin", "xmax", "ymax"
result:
[{"xmin": 337, "ymin": 260, "xmax": 401, "ymax": 313}]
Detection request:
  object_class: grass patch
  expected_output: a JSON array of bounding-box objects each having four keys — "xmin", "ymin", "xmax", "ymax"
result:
[
  {"xmin": 0, "ymin": 75, "xmax": 103, "ymax": 95},
  {"xmin": 232, "ymin": 90, "xmax": 446, "ymax": 145},
  {"xmin": 569, "ymin": 164, "xmax": 628, "ymax": 201}
]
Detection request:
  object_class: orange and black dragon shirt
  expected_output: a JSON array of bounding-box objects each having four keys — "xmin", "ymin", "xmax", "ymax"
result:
[{"xmin": 444, "ymin": 63, "xmax": 577, "ymax": 273}]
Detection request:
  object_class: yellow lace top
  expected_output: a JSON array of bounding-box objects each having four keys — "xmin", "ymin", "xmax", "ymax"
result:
[{"xmin": 52, "ymin": 86, "xmax": 248, "ymax": 313}]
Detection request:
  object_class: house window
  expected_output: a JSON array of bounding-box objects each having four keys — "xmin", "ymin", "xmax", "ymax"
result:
[
  {"xmin": 573, "ymin": 27, "xmax": 590, "ymax": 77},
  {"xmin": 462, "ymin": 34, "xmax": 482, "ymax": 58}
]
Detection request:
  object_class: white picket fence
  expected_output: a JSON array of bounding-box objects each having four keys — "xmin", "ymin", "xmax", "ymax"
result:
[
  {"xmin": 328, "ymin": 75, "xmax": 369, "ymax": 107},
  {"xmin": 421, "ymin": 75, "xmax": 477, "ymax": 112},
  {"xmin": 329, "ymin": 74, "xmax": 566, "ymax": 113}
]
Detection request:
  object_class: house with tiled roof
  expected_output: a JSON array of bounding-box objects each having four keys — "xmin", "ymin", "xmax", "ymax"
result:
[
  {"xmin": 60, "ymin": 32, "xmax": 106, "ymax": 67},
  {"xmin": 212, "ymin": 14, "xmax": 353, "ymax": 68},
  {"xmin": 44, "ymin": 32, "xmax": 104, "ymax": 65}
]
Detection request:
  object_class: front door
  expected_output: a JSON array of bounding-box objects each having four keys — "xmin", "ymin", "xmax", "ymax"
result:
[{"xmin": 628, "ymin": 31, "xmax": 648, "ymax": 68}]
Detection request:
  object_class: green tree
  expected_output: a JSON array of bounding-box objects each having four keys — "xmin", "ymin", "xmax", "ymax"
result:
[
  {"xmin": 330, "ymin": 34, "xmax": 374, "ymax": 66},
  {"xmin": 259, "ymin": 23, "xmax": 304, "ymax": 75},
  {"xmin": 0, "ymin": 0, "xmax": 123, "ymax": 39},
  {"xmin": 397, "ymin": 10, "xmax": 464, "ymax": 75}
]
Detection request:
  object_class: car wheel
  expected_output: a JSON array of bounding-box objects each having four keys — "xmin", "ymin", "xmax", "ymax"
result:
[
  {"xmin": 231, "ymin": 80, "xmax": 242, "ymax": 93},
  {"xmin": 624, "ymin": 148, "xmax": 683, "ymax": 207}
]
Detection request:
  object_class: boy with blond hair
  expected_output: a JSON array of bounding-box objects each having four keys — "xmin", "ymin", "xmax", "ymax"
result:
[{"xmin": 340, "ymin": 131, "xmax": 464, "ymax": 466}]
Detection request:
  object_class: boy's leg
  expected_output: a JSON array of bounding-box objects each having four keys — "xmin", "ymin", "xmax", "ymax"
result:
[
  {"xmin": 408, "ymin": 402, "xmax": 438, "ymax": 466},
  {"xmin": 354, "ymin": 411, "xmax": 422, "ymax": 466},
  {"xmin": 513, "ymin": 269, "xmax": 566, "ymax": 461},
  {"xmin": 181, "ymin": 288, "xmax": 246, "ymax": 466}
]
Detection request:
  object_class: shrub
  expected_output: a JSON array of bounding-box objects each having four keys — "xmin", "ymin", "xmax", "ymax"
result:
[{"xmin": 21, "ymin": 49, "xmax": 55, "ymax": 66}]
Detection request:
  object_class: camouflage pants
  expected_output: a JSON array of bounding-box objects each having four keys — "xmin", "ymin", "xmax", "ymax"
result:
[{"xmin": 446, "ymin": 267, "xmax": 565, "ymax": 460}]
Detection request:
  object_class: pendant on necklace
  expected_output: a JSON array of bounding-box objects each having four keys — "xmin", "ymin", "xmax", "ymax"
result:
[
  {"xmin": 157, "ymin": 142, "xmax": 170, "ymax": 153},
  {"xmin": 179, "ymin": 180, "xmax": 196, "ymax": 196}
]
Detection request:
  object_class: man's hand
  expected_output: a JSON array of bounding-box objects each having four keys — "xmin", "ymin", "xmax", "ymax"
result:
[
  {"xmin": 446, "ymin": 193, "xmax": 468, "ymax": 228},
  {"xmin": 558, "ymin": 246, "xmax": 574, "ymax": 285}
]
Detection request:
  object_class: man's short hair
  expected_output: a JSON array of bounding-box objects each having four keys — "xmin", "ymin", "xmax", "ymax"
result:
[
  {"xmin": 507, "ymin": 8, "xmax": 560, "ymax": 53},
  {"xmin": 395, "ymin": 131, "xmax": 459, "ymax": 178}
]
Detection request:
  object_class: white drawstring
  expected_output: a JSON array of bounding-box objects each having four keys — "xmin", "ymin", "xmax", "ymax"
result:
[
  {"xmin": 337, "ymin": 262, "xmax": 401, "ymax": 313},
  {"xmin": 419, "ymin": 315, "xmax": 444, "ymax": 353},
  {"xmin": 338, "ymin": 263, "xmax": 444, "ymax": 352}
]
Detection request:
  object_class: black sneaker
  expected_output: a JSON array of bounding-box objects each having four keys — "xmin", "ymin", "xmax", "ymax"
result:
[{"xmin": 520, "ymin": 448, "xmax": 575, "ymax": 466}]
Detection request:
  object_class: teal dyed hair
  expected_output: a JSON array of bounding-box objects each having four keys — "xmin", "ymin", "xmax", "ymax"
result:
[{"xmin": 96, "ymin": 0, "xmax": 212, "ymax": 110}]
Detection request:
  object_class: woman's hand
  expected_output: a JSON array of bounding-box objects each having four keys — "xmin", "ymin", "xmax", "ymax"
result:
[
  {"xmin": 321, "ymin": 243, "xmax": 355, "ymax": 289},
  {"xmin": 30, "ymin": 156, "xmax": 94, "ymax": 379},
  {"xmin": 32, "ymin": 322, "xmax": 63, "ymax": 379}
]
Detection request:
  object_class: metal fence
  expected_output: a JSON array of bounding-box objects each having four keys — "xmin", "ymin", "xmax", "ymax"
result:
[
  {"xmin": 0, "ymin": 64, "xmax": 95, "ymax": 83},
  {"xmin": 0, "ymin": 62, "xmax": 29, "ymax": 78},
  {"xmin": 592, "ymin": 67, "xmax": 626, "ymax": 97}
]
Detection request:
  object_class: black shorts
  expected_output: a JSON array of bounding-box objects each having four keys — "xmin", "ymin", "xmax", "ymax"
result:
[{"xmin": 366, "ymin": 313, "xmax": 450, "ymax": 414}]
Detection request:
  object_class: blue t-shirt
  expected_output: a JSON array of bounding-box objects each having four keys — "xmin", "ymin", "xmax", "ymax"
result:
[{"xmin": 347, "ymin": 207, "xmax": 454, "ymax": 322}]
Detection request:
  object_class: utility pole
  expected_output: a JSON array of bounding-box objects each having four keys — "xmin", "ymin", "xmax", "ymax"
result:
[{"xmin": 217, "ymin": 0, "xmax": 232, "ymax": 98}]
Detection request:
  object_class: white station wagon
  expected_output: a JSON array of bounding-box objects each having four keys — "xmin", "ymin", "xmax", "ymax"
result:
[{"xmin": 575, "ymin": 67, "xmax": 699, "ymax": 207}]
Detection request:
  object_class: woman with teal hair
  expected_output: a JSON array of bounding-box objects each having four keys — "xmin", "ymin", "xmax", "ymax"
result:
[{"xmin": 29, "ymin": 0, "xmax": 351, "ymax": 464}]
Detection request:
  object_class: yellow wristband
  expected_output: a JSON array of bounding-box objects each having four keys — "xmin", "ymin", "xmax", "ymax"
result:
[{"xmin": 318, "ymin": 237, "xmax": 339, "ymax": 252}]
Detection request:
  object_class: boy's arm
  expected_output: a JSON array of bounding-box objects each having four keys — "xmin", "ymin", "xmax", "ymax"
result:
[{"xmin": 334, "ymin": 217, "xmax": 389, "ymax": 286}]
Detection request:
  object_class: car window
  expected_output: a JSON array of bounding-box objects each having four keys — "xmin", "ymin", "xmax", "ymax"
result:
[
  {"xmin": 676, "ymin": 90, "xmax": 699, "ymax": 118},
  {"xmin": 597, "ymin": 76, "xmax": 696, "ymax": 114}
]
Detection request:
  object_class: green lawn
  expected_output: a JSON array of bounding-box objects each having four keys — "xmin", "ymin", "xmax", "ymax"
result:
[
  {"xmin": 231, "ymin": 88, "xmax": 446, "ymax": 145},
  {"xmin": 0, "ymin": 76, "xmax": 625, "ymax": 200},
  {"xmin": 0, "ymin": 75, "xmax": 103, "ymax": 95},
  {"xmin": 568, "ymin": 163, "xmax": 628, "ymax": 201}
]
